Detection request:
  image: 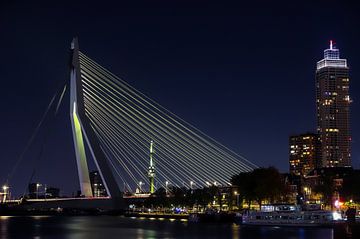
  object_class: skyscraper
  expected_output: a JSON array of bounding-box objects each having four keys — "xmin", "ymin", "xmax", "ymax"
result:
[{"xmin": 316, "ymin": 41, "xmax": 351, "ymax": 167}]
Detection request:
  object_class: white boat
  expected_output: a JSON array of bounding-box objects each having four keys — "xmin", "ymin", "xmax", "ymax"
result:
[{"xmin": 242, "ymin": 204, "xmax": 344, "ymax": 227}]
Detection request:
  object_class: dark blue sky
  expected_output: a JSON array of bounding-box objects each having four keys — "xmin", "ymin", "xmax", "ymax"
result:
[{"xmin": 0, "ymin": 0, "xmax": 359, "ymax": 196}]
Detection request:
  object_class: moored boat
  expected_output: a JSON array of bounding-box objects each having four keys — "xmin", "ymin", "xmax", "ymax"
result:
[{"xmin": 241, "ymin": 204, "xmax": 344, "ymax": 227}]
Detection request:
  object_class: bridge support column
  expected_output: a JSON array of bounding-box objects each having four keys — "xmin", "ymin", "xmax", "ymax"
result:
[{"xmin": 70, "ymin": 71, "xmax": 93, "ymax": 197}]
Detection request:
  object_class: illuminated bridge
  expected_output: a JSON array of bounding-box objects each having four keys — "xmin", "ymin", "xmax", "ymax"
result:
[
  {"xmin": 3, "ymin": 38, "xmax": 257, "ymax": 208},
  {"xmin": 70, "ymin": 38, "xmax": 257, "ymax": 199}
]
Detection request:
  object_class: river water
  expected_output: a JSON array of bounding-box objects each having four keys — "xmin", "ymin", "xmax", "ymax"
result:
[{"xmin": 0, "ymin": 216, "xmax": 335, "ymax": 239}]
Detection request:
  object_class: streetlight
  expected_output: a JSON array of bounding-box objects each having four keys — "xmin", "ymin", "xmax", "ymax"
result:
[
  {"xmin": 234, "ymin": 191, "xmax": 240, "ymax": 208},
  {"xmin": 304, "ymin": 186, "xmax": 310, "ymax": 203},
  {"xmin": 2, "ymin": 185, "xmax": 8, "ymax": 203},
  {"xmin": 165, "ymin": 181, "xmax": 169, "ymax": 195},
  {"xmin": 44, "ymin": 184, "xmax": 47, "ymax": 200},
  {"xmin": 190, "ymin": 181, "xmax": 194, "ymax": 190},
  {"xmin": 36, "ymin": 183, "xmax": 41, "ymax": 199},
  {"xmin": 139, "ymin": 181, "xmax": 143, "ymax": 193}
]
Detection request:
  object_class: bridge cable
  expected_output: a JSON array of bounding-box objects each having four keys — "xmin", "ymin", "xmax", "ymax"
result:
[
  {"xmin": 75, "ymin": 51, "xmax": 258, "ymax": 191},
  {"xmin": 22, "ymin": 84, "xmax": 68, "ymax": 197}
]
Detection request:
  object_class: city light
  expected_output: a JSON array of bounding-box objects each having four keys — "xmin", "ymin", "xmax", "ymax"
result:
[
  {"xmin": 2, "ymin": 185, "xmax": 9, "ymax": 203},
  {"xmin": 332, "ymin": 211, "xmax": 342, "ymax": 221},
  {"xmin": 334, "ymin": 199, "xmax": 343, "ymax": 209},
  {"xmin": 304, "ymin": 187, "xmax": 310, "ymax": 195},
  {"xmin": 139, "ymin": 181, "xmax": 143, "ymax": 191},
  {"xmin": 165, "ymin": 181, "xmax": 169, "ymax": 195}
]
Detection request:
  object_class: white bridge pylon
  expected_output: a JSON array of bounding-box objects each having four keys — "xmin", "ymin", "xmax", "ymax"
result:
[{"xmin": 70, "ymin": 38, "xmax": 121, "ymax": 198}]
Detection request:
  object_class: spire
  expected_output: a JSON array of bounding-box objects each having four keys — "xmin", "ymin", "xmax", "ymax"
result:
[
  {"xmin": 148, "ymin": 140, "xmax": 155, "ymax": 193},
  {"xmin": 317, "ymin": 40, "xmax": 347, "ymax": 70},
  {"xmin": 149, "ymin": 140, "xmax": 154, "ymax": 167},
  {"xmin": 323, "ymin": 40, "xmax": 340, "ymax": 60}
]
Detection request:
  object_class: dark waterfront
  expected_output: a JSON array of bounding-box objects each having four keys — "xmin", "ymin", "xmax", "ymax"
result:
[{"xmin": 0, "ymin": 216, "xmax": 334, "ymax": 239}]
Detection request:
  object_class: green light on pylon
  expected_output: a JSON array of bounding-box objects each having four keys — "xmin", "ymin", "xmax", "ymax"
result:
[{"xmin": 148, "ymin": 140, "xmax": 155, "ymax": 194}]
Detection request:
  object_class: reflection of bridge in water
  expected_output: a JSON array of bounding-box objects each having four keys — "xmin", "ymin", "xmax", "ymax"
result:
[{"xmin": 3, "ymin": 38, "xmax": 257, "ymax": 210}]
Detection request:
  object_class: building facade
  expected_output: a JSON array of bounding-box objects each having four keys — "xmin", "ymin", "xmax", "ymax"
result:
[
  {"xmin": 45, "ymin": 187, "xmax": 60, "ymax": 198},
  {"xmin": 316, "ymin": 41, "xmax": 351, "ymax": 167},
  {"xmin": 289, "ymin": 133, "xmax": 320, "ymax": 176},
  {"xmin": 90, "ymin": 171, "xmax": 108, "ymax": 197}
]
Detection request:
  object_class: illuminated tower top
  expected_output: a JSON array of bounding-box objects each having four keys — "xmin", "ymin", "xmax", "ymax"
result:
[
  {"xmin": 324, "ymin": 40, "xmax": 339, "ymax": 59},
  {"xmin": 317, "ymin": 40, "xmax": 347, "ymax": 70}
]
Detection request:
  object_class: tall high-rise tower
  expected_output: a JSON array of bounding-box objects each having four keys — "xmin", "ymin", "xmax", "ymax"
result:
[
  {"xmin": 148, "ymin": 140, "xmax": 156, "ymax": 194},
  {"xmin": 316, "ymin": 41, "xmax": 351, "ymax": 167}
]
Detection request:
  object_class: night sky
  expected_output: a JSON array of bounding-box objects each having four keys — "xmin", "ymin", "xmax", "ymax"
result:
[{"xmin": 1, "ymin": 0, "xmax": 359, "ymax": 196}]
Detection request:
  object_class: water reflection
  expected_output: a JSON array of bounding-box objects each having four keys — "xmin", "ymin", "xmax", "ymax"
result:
[
  {"xmin": 232, "ymin": 224, "xmax": 240, "ymax": 239},
  {"xmin": 0, "ymin": 216, "xmax": 336, "ymax": 239}
]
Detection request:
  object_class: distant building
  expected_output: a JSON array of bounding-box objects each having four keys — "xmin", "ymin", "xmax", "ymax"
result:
[
  {"xmin": 316, "ymin": 41, "xmax": 351, "ymax": 167},
  {"xmin": 45, "ymin": 187, "xmax": 60, "ymax": 198},
  {"xmin": 28, "ymin": 183, "xmax": 59, "ymax": 199},
  {"xmin": 289, "ymin": 133, "xmax": 320, "ymax": 176},
  {"xmin": 305, "ymin": 167, "xmax": 353, "ymax": 185},
  {"xmin": 28, "ymin": 183, "xmax": 40, "ymax": 199},
  {"xmin": 90, "ymin": 171, "xmax": 107, "ymax": 197},
  {"xmin": 303, "ymin": 167, "xmax": 353, "ymax": 203},
  {"xmin": 282, "ymin": 173, "xmax": 302, "ymax": 203}
]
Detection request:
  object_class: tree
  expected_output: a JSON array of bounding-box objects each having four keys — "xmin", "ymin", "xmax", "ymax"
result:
[
  {"xmin": 340, "ymin": 170, "xmax": 360, "ymax": 202},
  {"xmin": 169, "ymin": 186, "xmax": 187, "ymax": 207},
  {"xmin": 313, "ymin": 174, "xmax": 335, "ymax": 208},
  {"xmin": 231, "ymin": 171, "xmax": 255, "ymax": 207},
  {"xmin": 231, "ymin": 167, "xmax": 286, "ymax": 208}
]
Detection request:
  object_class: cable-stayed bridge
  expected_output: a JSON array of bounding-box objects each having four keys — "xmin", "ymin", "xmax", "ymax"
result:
[
  {"xmin": 3, "ymin": 38, "xmax": 257, "ymax": 209},
  {"xmin": 69, "ymin": 38, "xmax": 257, "ymax": 199}
]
